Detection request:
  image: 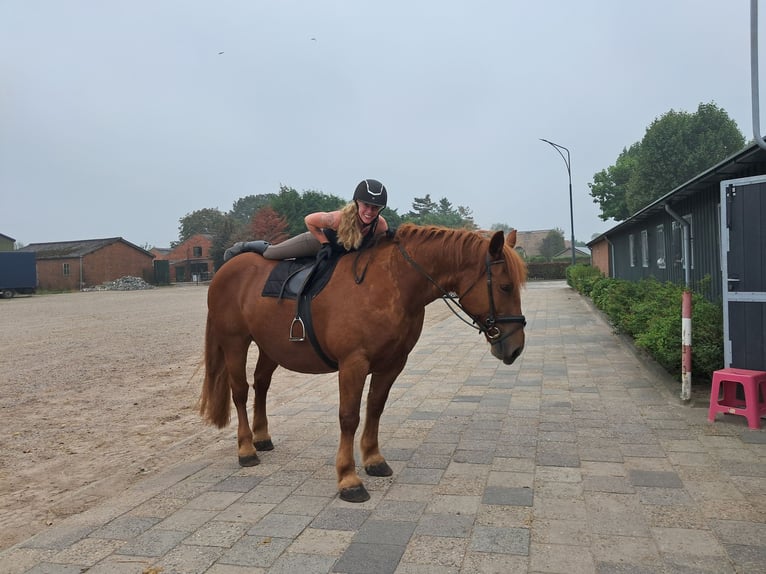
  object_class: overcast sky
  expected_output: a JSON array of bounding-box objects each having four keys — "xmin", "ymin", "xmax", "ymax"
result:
[{"xmin": 0, "ymin": 1, "xmax": 759, "ymax": 248}]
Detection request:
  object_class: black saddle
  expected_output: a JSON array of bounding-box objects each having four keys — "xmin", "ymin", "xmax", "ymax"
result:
[{"xmin": 261, "ymin": 255, "xmax": 340, "ymax": 369}]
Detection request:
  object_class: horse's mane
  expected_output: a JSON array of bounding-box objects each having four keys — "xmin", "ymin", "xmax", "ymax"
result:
[{"xmin": 393, "ymin": 223, "xmax": 526, "ymax": 286}]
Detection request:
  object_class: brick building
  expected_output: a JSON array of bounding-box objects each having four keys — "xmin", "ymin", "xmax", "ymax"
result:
[
  {"xmin": 151, "ymin": 233, "xmax": 214, "ymax": 283},
  {"xmin": 18, "ymin": 238, "xmax": 154, "ymax": 291}
]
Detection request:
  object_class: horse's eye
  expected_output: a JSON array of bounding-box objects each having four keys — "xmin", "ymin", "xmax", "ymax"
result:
[{"xmin": 499, "ymin": 284, "xmax": 513, "ymax": 294}]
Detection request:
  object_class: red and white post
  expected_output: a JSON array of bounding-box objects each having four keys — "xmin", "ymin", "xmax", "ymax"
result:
[{"xmin": 681, "ymin": 289, "xmax": 692, "ymax": 401}]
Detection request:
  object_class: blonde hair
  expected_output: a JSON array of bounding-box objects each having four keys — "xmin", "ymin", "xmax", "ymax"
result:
[{"xmin": 336, "ymin": 202, "xmax": 364, "ymax": 251}]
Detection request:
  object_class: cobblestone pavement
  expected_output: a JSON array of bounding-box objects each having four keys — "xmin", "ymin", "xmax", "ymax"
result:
[{"xmin": 2, "ymin": 281, "xmax": 765, "ymax": 573}]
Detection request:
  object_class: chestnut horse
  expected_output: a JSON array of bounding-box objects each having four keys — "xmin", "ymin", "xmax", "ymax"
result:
[{"xmin": 199, "ymin": 224, "xmax": 526, "ymax": 502}]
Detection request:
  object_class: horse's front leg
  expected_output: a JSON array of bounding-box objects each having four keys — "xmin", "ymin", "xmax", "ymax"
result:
[
  {"xmin": 336, "ymin": 363, "xmax": 369, "ymax": 502},
  {"xmin": 252, "ymin": 351, "xmax": 278, "ymax": 451},
  {"xmin": 360, "ymin": 369, "xmax": 401, "ymax": 478}
]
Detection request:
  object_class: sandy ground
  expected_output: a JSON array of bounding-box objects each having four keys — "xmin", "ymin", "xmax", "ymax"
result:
[{"xmin": 0, "ymin": 285, "xmax": 450, "ymax": 551}]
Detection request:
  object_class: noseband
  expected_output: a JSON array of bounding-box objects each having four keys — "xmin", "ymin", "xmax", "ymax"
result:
[{"xmin": 397, "ymin": 244, "xmax": 526, "ymax": 345}]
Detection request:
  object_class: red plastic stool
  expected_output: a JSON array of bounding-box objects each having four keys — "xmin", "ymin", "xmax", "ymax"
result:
[{"xmin": 708, "ymin": 368, "xmax": 766, "ymax": 430}]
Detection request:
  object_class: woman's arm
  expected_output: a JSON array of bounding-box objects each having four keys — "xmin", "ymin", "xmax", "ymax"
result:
[{"xmin": 304, "ymin": 211, "xmax": 340, "ymax": 244}]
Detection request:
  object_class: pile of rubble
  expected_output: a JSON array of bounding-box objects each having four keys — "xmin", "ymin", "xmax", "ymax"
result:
[{"xmin": 84, "ymin": 276, "xmax": 155, "ymax": 291}]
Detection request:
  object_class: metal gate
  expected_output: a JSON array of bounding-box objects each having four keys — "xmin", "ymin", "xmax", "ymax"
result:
[{"xmin": 720, "ymin": 176, "xmax": 766, "ymax": 370}]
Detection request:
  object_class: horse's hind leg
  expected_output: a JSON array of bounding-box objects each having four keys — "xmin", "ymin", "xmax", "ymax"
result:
[
  {"xmin": 252, "ymin": 350, "xmax": 278, "ymax": 451},
  {"xmin": 361, "ymin": 369, "xmax": 402, "ymax": 478},
  {"xmin": 224, "ymin": 336, "xmax": 260, "ymax": 466}
]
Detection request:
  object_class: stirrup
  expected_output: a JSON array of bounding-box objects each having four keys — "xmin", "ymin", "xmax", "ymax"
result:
[{"xmin": 289, "ymin": 317, "xmax": 306, "ymax": 342}]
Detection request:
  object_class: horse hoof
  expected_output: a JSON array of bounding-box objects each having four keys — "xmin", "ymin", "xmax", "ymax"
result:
[
  {"xmin": 339, "ymin": 485, "xmax": 370, "ymax": 503},
  {"xmin": 238, "ymin": 453, "xmax": 261, "ymax": 467},
  {"xmin": 254, "ymin": 439, "xmax": 274, "ymax": 451},
  {"xmin": 365, "ymin": 461, "xmax": 393, "ymax": 477}
]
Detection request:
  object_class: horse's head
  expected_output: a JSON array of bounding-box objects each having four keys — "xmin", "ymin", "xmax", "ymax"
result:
[{"xmin": 460, "ymin": 229, "xmax": 527, "ymax": 365}]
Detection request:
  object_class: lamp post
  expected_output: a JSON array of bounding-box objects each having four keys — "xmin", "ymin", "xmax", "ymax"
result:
[{"xmin": 540, "ymin": 138, "xmax": 576, "ymax": 266}]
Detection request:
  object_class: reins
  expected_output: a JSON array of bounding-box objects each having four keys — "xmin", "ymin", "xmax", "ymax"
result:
[{"xmin": 396, "ymin": 242, "xmax": 526, "ymax": 344}]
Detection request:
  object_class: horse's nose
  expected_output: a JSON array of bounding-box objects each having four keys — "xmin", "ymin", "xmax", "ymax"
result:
[{"xmin": 504, "ymin": 345, "xmax": 523, "ymax": 365}]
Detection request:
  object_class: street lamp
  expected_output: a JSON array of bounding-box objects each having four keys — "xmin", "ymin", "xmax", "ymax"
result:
[{"xmin": 540, "ymin": 138, "xmax": 576, "ymax": 267}]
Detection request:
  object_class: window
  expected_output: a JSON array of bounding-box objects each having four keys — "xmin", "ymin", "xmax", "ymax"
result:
[
  {"xmin": 193, "ymin": 246, "xmax": 202, "ymax": 257},
  {"xmin": 629, "ymin": 234, "xmax": 636, "ymax": 267},
  {"xmin": 641, "ymin": 230, "xmax": 649, "ymax": 268},
  {"xmin": 656, "ymin": 224, "xmax": 666, "ymax": 269},
  {"xmin": 63, "ymin": 263, "xmax": 70, "ymax": 277},
  {"xmin": 671, "ymin": 215, "xmax": 694, "ymax": 270}
]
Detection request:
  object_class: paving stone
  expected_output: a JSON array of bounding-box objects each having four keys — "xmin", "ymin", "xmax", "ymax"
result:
[
  {"xmin": 372, "ymin": 500, "xmax": 427, "ymax": 522},
  {"xmin": 536, "ymin": 452, "xmax": 581, "ymax": 467},
  {"xmin": 248, "ymin": 513, "xmax": 313, "ymax": 538},
  {"xmin": 481, "ymin": 486, "xmax": 534, "ymax": 506},
  {"xmin": 650, "ymin": 527, "xmax": 726, "ymax": 556},
  {"xmin": 469, "ymin": 525, "xmax": 529, "ymax": 555},
  {"xmin": 211, "ymin": 475, "xmax": 264, "ymax": 493},
  {"xmin": 115, "ymin": 528, "xmax": 189, "ymax": 557},
  {"xmin": 268, "ymin": 552, "xmax": 337, "ymax": 574},
  {"xmin": 311, "ymin": 507, "xmax": 371, "ymax": 531},
  {"xmin": 723, "ymin": 543, "xmax": 766, "ymax": 573},
  {"xmin": 151, "ymin": 543, "xmax": 224, "ymax": 573},
  {"xmin": 529, "ymin": 542, "xmax": 594, "ymax": 573},
  {"xmin": 218, "ymin": 535, "xmax": 291, "ymax": 568},
  {"xmin": 183, "ymin": 521, "xmax": 250, "ymax": 547},
  {"xmin": 396, "ymin": 468, "xmax": 445, "ymax": 485},
  {"xmin": 582, "ymin": 475, "xmax": 634, "ymax": 494},
  {"xmin": 88, "ymin": 516, "xmax": 159, "ymax": 541},
  {"xmin": 333, "ymin": 542, "xmax": 405, "ymax": 574},
  {"xmin": 18, "ymin": 526, "xmax": 97, "ymax": 551},
  {"xmin": 628, "ymin": 469, "xmax": 683, "ymax": 488},
  {"xmin": 414, "ymin": 514, "xmax": 473, "ymax": 538},
  {"xmin": 401, "ymin": 535, "xmax": 468, "ymax": 567}
]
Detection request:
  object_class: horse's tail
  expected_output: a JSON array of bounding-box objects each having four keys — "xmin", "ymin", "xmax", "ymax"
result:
[{"xmin": 199, "ymin": 315, "xmax": 232, "ymax": 428}]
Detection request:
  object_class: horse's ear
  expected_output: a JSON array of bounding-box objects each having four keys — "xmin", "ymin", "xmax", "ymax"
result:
[
  {"xmin": 489, "ymin": 231, "xmax": 504, "ymax": 258},
  {"xmin": 506, "ymin": 229, "xmax": 517, "ymax": 248}
]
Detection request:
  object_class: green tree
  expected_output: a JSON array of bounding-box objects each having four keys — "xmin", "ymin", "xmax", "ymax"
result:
[
  {"xmin": 270, "ymin": 186, "xmax": 346, "ymax": 236},
  {"xmin": 210, "ymin": 216, "xmax": 241, "ymax": 269},
  {"xmin": 589, "ymin": 102, "xmax": 745, "ymax": 220},
  {"xmin": 404, "ymin": 194, "xmax": 475, "ymax": 228},
  {"xmin": 540, "ymin": 229, "xmax": 565, "ymax": 261},
  {"xmin": 177, "ymin": 208, "xmax": 229, "ymax": 245},
  {"xmin": 588, "ymin": 143, "xmax": 638, "ymax": 221},
  {"xmin": 406, "ymin": 194, "xmax": 438, "ymax": 223},
  {"xmin": 229, "ymin": 194, "xmax": 276, "ymax": 224}
]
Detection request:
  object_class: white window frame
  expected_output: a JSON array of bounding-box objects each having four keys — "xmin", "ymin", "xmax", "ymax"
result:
[
  {"xmin": 656, "ymin": 224, "xmax": 666, "ymax": 269},
  {"xmin": 641, "ymin": 229, "xmax": 649, "ymax": 268}
]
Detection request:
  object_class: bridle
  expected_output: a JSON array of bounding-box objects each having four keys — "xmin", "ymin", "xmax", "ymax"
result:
[{"xmin": 397, "ymin": 244, "xmax": 526, "ymax": 346}]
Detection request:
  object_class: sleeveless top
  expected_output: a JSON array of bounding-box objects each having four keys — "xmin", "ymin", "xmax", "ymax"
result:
[{"xmin": 322, "ymin": 217, "xmax": 379, "ymax": 254}]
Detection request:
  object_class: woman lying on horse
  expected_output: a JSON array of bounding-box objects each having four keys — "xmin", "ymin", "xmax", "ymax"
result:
[{"xmin": 224, "ymin": 179, "xmax": 390, "ymax": 262}]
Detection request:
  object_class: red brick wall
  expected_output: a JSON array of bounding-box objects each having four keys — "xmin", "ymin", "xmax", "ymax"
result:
[
  {"xmin": 162, "ymin": 234, "xmax": 213, "ymax": 262},
  {"xmin": 160, "ymin": 234, "xmax": 214, "ymax": 282},
  {"xmin": 590, "ymin": 239, "xmax": 610, "ymax": 276},
  {"xmin": 36, "ymin": 243, "xmax": 154, "ymax": 291}
]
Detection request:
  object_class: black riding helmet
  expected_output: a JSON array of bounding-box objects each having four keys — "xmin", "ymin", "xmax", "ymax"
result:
[{"xmin": 353, "ymin": 179, "xmax": 387, "ymax": 208}]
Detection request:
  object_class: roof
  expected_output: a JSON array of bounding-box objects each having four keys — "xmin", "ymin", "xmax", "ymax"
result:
[
  {"xmin": 587, "ymin": 140, "xmax": 766, "ymax": 246},
  {"xmin": 515, "ymin": 229, "xmax": 568, "ymax": 257},
  {"xmin": 553, "ymin": 246, "xmax": 590, "ymax": 259},
  {"xmin": 0, "ymin": 233, "xmax": 16, "ymax": 242},
  {"xmin": 18, "ymin": 237, "xmax": 153, "ymax": 259}
]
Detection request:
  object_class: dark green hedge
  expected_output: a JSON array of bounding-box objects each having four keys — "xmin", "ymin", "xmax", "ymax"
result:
[
  {"xmin": 526, "ymin": 261, "xmax": 570, "ymax": 280},
  {"xmin": 566, "ymin": 265, "xmax": 723, "ymax": 381}
]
